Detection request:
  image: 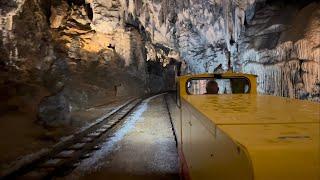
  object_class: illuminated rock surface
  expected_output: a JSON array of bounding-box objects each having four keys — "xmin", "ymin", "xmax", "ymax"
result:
[
  {"xmin": 1, "ymin": 1, "xmax": 318, "ymax": 124},
  {"xmin": 0, "ymin": 0, "xmax": 319, "ymax": 171}
]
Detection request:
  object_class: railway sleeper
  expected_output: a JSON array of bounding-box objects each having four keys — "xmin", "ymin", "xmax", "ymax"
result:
[
  {"xmin": 41, "ymin": 158, "xmax": 64, "ymax": 168},
  {"xmin": 87, "ymin": 132, "xmax": 102, "ymax": 138},
  {"xmin": 0, "ymin": 97, "xmax": 144, "ymax": 179},
  {"xmin": 20, "ymin": 167, "xmax": 55, "ymax": 179},
  {"xmin": 69, "ymin": 143, "xmax": 86, "ymax": 150},
  {"xmin": 96, "ymin": 128, "xmax": 108, "ymax": 133},
  {"xmin": 101, "ymin": 124, "xmax": 112, "ymax": 129},
  {"xmin": 81, "ymin": 137, "xmax": 94, "ymax": 143},
  {"xmin": 80, "ymin": 153, "xmax": 92, "ymax": 160},
  {"xmin": 55, "ymin": 150, "xmax": 76, "ymax": 158},
  {"xmin": 91, "ymin": 145, "xmax": 101, "ymax": 150}
]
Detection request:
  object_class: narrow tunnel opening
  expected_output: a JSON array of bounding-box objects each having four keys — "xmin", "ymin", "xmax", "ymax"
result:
[
  {"xmin": 67, "ymin": 0, "xmax": 93, "ymax": 20},
  {"xmin": 244, "ymin": 16, "xmax": 248, "ymax": 27},
  {"xmin": 39, "ymin": 0, "xmax": 52, "ymax": 24},
  {"xmin": 229, "ymin": 37, "xmax": 236, "ymax": 46},
  {"xmin": 0, "ymin": 0, "xmax": 319, "ymax": 178},
  {"xmin": 85, "ymin": 3, "xmax": 93, "ymax": 21},
  {"xmin": 67, "ymin": 0, "xmax": 85, "ymax": 6},
  {"xmin": 169, "ymin": 58, "xmax": 182, "ymax": 76},
  {"xmin": 266, "ymin": 0, "xmax": 316, "ymax": 9}
]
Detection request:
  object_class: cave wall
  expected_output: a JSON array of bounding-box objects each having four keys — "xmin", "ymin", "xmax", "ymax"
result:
[
  {"xmin": 93, "ymin": 0, "xmax": 257, "ymax": 72},
  {"xmin": 0, "ymin": 0, "xmax": 53, "ymax": 117},
  {"xmin": 0, "ymin": 0, "xmax": 150, "ymax": 126},
  {"xmin": 85, "ymin": 0, "xmax": 319, "ymax": 101},
  {"xmin": 238, "ymin": 1, "xmax": 320, "ymax": 101},
  {"xmin": 0, "ymin": 0, "xmax": 319, "ymax": 126}
]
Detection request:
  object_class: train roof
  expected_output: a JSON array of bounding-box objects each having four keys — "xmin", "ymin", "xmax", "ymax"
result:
[
  {"xmin": 182, "ymin": 94, "xmax": 320, "ymax": 179},
  {"xmin": 183, "ymin": 94, "xmax": 319, "ymax": 125}
]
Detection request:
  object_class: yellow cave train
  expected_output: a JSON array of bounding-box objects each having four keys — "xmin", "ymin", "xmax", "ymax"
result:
[{"xmin": 166, "ymin": 72, "xmax": 320, "ymax": 180}]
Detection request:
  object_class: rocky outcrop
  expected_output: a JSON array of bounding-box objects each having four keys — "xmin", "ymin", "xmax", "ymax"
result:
[
  {"xmin": 1, "ymin": 0, "xmax": 319, "ymax": 128},
  {"xmin": 84, "ymin": 0, "xmax": 319, "ymax": 101},
  {"xmin": 0, "ymin": 0, "xmax": 54, "ymax": 117},
  {"xmin": 83, "ymin": 0, "xmax": 236, "ymax": 70},
  {"xmin": 44, "ymin": 0, "xmax": 153, "ymax": 123},
  {"xmin": 238, "ymin": 2, "xmax": 320, "ymax": 101},
  {"xmin": 0, "ymin": 0, "xmax": 149, "ymax": 126},
  {"xmin": 38, "ymin": 91, "xmax": 71, "ymax": 127},
  {"xmin": 49, "ymin": 0, "xmax": 69, "ymax": 28}
]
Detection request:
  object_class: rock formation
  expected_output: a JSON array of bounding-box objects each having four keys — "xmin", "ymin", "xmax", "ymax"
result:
[
  {"xmin": 0, "ymin": 0, "xmax": 319, "ymax": 126},
  {"xmin": 238, "ymin": 1, "xmax": 320, "ymax": 101},
  {"xmin": 0, "ymin": 0, "xmax": 150, "ymax": 126},
  {"xmin": 83, "ymin": 0, "xmax": 319, "ymax": 100}
]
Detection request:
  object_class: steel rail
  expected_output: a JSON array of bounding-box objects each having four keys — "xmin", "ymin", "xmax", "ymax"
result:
[{"xmin": 1, "ymin": 98, "xmax": 143, "ymax": 180}]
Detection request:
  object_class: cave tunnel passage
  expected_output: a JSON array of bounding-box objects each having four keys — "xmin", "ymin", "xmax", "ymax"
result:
[
  {"xmin": 0, "ymin": 0, "xmax": 319, "ymax": 179},
  {"xmin": 66, "ymin": 0, "xmax": 85, "ymax": 6},
  {"xmin": 67, "ymin": 0, "xmax": 93, "ymax": 20},
  {"xmin": 265, "ymin": 0, "xmax": 316, "ymax": 8}
]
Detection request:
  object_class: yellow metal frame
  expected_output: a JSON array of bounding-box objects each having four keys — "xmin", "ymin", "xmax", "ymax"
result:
[{"xmin": 178, "ymin": 72, "xmax": 258, "ymax": 97}]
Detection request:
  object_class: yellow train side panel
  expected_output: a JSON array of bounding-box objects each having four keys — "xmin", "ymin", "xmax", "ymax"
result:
[
  {"xmin": 181, "ymin": 95, "xmax": 320, "ymax": 180},
  {"xmin": 219, "ymin": 124, "xmax": 320, "ymax": 180},
  {"xmin": 182, "ymin": 99, "xmax": 253, "ymax": 180},
  {"xmin": 175, "ymin": 73, "xmax": 320, "ymax": 180}
]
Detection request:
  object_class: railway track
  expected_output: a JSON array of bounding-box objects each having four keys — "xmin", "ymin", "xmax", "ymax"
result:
[{"xmin": 1, "ymin": 98, "xmax": 143, "ymax": 180}]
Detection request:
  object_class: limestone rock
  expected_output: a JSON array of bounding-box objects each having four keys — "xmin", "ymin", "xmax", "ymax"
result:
[
  {"xmin": 238, "ymin": 2, "xmax": 320, "ymax": 101},
  {"xmin": 38, "ymin": 92, "xmax": 71, "ymax": 127},
  {"xmin": 50, "ymin": 1, "xmax": 69, "ymax": 29},
  {"xmin": 1, "ymin": 0, "xmax": 319, "ymax": 119}
]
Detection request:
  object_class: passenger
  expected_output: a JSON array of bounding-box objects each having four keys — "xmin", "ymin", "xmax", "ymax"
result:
[{"xmin": 206, "ymin": 80, "xmax": 219, "ymax": 94}]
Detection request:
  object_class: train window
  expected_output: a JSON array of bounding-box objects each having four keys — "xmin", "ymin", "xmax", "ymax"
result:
[{"xmin": 187, "ymin": 77, "xmax": 250, "ymax": 95}]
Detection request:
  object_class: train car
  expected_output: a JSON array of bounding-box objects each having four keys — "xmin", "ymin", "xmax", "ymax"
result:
[{"xmin": 166, "ymin": 72, "xmax": 320, "ymax": 180}]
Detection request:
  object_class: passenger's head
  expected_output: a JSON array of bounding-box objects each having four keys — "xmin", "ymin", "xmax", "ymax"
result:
[{"xmin": 206, "ymin": 80, "xmax": 219, "ymax": 94}]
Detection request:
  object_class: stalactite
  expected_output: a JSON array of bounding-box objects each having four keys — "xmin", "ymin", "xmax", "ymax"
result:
[{"xmin": 243, "ymin": 59, "xmax": 319, "ymax": 101}]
